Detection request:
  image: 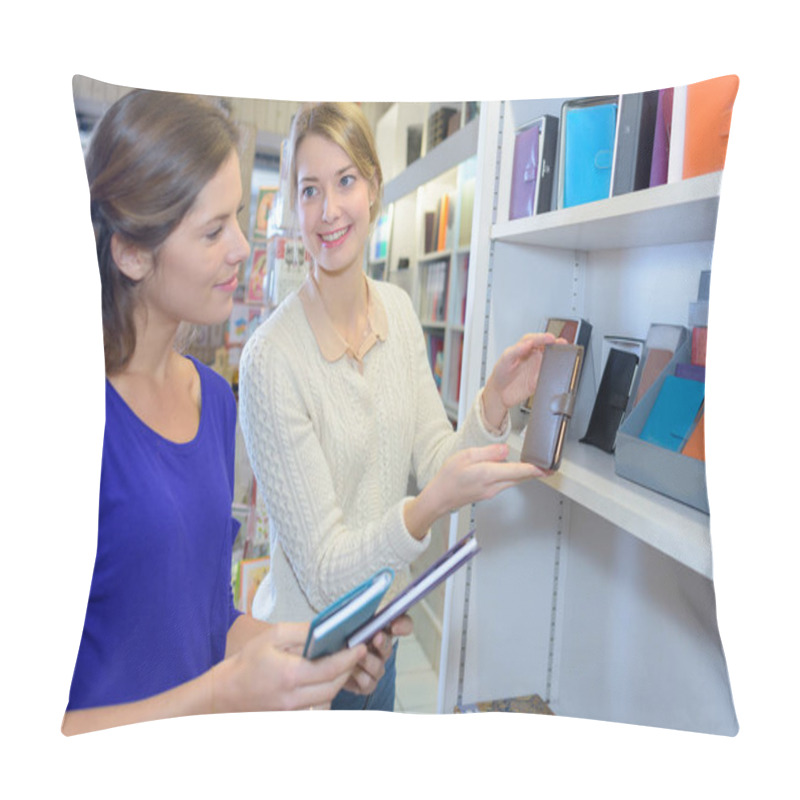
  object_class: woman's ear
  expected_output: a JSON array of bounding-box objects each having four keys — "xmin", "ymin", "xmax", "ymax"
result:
[
  {"xmin": 110, "ymin": 233, "xmax": 152, "ymax": 282},
  {"xmin": 368, "ymin": 176, "xmax": 379, "ymax": 214}
]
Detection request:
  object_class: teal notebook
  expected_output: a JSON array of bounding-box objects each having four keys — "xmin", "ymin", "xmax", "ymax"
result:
[
  {"xmin": 639, "ymin": 375, "xmax": 705, "ymax": 452},
  {"xmin": 563, "ymin": 101, "xmax": 618, "ymax": 207}
]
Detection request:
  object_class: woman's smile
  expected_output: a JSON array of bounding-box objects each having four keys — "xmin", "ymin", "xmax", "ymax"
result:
[{"xmin": 319, "ymin": 225, "xmax": 352, "ymax": 247}]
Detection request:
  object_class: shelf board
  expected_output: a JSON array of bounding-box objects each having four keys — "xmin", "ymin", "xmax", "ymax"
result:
[
  {"xmin": 492, "ymin": 172, "xmax": 723, "ymax": 251},
  {"xmin": 383, "ymin": 117, "xmax": 480, "ymax": 206},
  {"xmin": 508, "ymin": 433, "xmax": 712, "ymax": 579}
]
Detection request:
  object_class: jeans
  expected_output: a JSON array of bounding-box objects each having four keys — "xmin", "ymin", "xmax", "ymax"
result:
[{"xmin": 330, "ymin": 641, "xmax": 398, "ymax": 711}]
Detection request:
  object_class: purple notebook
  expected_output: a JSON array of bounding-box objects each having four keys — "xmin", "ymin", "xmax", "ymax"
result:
[
  {"xmin": 650, "ymin": 87, "xmax": 674, "ymax": 187},
  {"xmin": 509, "ymin": 121, "xmax": 541, "ymax": 220}
]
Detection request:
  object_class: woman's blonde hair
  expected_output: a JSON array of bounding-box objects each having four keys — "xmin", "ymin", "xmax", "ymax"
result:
[{"xmin": 288, "ymin": 102, "xmax": 383, "ymax": 226}]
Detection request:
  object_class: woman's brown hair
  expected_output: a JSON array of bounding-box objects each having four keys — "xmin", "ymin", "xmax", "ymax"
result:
[{"xmin": 85, "ymin": 89, "xmax": 240, "ymax": 374}]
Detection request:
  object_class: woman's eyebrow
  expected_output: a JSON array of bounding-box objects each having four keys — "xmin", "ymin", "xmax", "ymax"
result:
[{"xmin": 299, "ymin": 163, "xmax": 356, "ymax": 183}]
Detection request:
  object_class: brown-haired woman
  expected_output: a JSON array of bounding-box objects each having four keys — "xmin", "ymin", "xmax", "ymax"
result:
[{"xmin": 63, "ymin": 89, "xmax": 403, "ymax": 736}]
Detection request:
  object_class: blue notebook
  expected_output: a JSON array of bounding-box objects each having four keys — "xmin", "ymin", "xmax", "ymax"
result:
[
  {"xmin": 639, "ymin": 375, "xmax": 705, "ymax": 452},
  {"xmin": 562, "ymin": 99, "xmax": 618, "ymax": 208}
]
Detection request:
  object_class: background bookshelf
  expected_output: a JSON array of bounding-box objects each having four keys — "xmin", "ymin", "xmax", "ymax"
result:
[{"xmin": 371, "ymin": 101, "xmax": 479, "ymax": 670}]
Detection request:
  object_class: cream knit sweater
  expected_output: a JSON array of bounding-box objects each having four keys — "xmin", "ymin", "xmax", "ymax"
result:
[{"xmin": 238, "ymin": 277, "xmax": 508, "ymax": 624}]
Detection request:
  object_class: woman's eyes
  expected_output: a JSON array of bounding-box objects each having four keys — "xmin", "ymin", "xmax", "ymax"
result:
[{"xmin": 300, "ymin": 174, "xmax": 357, "ymax": 199}]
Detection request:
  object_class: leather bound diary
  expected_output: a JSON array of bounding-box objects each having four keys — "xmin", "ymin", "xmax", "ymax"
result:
[
  {"xmin": 649, "ymin": 87, "xmax": 674, "ymax": 187},
  {"xmin": 521, "ymin": 344, "xmax": 583, "ymax": 471},
  {"xmin": 509, "ymin": 115, "xmax": 559, "ymax": 220},
  {"xmin": 612, "ymin": 90, "xmax": 659, "ymax": 196},
  {"xmin": 509, "ymin": 119, "xmax": 541, "ymax": 220},
  {"xmin": 580, "ymin": 348, "xmax": 640, "ymax": 453},
  {"xmin": 558, "ymin": 96, "xmax": 619, "ymax": 209}
]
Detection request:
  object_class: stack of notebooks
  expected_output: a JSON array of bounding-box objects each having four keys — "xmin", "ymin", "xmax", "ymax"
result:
[
  {"xmin": 507, "ymin": 75, "xmax": 739, "ymax": 221},
  {"xmin": 638, "ymin": 273, "xmax": 709, "ymax": 463},
  {"xmin": 613, "ymin": 273, "xmax": 712, "ymax": 512}
]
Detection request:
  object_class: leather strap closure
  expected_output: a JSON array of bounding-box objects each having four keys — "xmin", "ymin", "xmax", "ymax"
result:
[{"xmin": 549, "ymin": 392, "xmax": 576, "ymax": 418}]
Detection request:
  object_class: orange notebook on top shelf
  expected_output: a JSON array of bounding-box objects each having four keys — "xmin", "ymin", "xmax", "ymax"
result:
[{"xmin": 683, "ymin": 75, "xmax": 739, "ymax": 179}]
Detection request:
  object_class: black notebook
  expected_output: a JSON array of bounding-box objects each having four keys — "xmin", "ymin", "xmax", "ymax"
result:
[{"xmin": 580, "ymin": 348, "xmax": 640, "ymax": 453}]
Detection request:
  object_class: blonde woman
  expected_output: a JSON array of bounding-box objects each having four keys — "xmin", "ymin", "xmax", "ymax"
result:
[{"xmin": 239, "ymin": 102, "xmax": 556, "ymax": 711}]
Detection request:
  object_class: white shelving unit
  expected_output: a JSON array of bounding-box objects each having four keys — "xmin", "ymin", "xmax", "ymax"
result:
[{"xmin": 438, "ymin": 98, "xmax": 738, "ymax": 735}]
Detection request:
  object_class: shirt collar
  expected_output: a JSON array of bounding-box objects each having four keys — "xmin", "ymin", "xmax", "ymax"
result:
[{"xmin": 299, "ymin": 272, "xmax": 388, "ymax": 364}]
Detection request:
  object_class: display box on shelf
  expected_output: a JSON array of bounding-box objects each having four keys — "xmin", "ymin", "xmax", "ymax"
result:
[{"xmin": 614, "ymin": 339, "xmax": 709, "ymax": 513}]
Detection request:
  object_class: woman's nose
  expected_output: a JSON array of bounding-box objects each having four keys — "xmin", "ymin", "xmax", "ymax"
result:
[
  {"xmin": 322, "ymin": 191, "xmax": 340, "ymax": 222},
  {"xmin": 230, "ymin": 222, "xmax": 250, "ymax": 263}
]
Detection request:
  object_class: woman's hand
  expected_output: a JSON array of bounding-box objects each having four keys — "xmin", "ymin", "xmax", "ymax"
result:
[
  {"xmin": 215, "ymin": 621, "xmax": 366, "ymax": 712},
  {"xmin": 404, "ymin": 444, "xmax": 544, "ymax": 539},
  {"xmin": 342, "ymin": 614, "xmax": 414, "ymax": 695},
  {"xmin": 482, "ymin": 332, "xmax": 559, "ymax": 430}
]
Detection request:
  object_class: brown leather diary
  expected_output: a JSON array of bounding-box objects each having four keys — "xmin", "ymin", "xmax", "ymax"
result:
[{"xmin": 520, "ymin": 344, "xmax": 583, "ymax": 471}]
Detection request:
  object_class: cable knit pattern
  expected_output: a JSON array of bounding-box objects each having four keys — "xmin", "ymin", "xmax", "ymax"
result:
[{"xmin": 238, "ymin": 277, "xmax": 508, "ymax": 623}]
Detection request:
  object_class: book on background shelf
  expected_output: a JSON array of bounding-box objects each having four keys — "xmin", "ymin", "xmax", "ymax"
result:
[
  {"xmin": 254, "ymin": 187, "xmax": 278, "ymax": 239},
  {"xmin": 406, "ymin": 124, "xmax": 423, "ymax": 166},
  {"xmin": 424, "ymin": 212, "xmax": 436, "ymax": 254},
  {"xmin": 437, "ymin": 194, "xmax": 451, "ymax": 252},
  {"xmin": 419, "ymin": 258, "xmax": 448, "ymax": 323},
  {"xmin": 452, "ymin": 254, "xmax": 469, "ymax": 326},
  {"xmin": 458, "ymin": 178, "xmax": 475, "ymax": 249},
  {"xmin": 427, "ymin": 106, "xmax": 459, "ymax": 151},
  {"xmin": 227, "ymin": 303, "xmax": 254, "ymax": 347},
  {"xmin": 246, "ymin": 244, "xmax": 268, "ymax": 304},
  {"xmin": 454, "ymin": 694, "xmax": 555, "ymax": 715},
  {"xmin": 558, "ymin": 96, "xmax": 619, "ymax": 209},
  {"xmin": 371, "ymin": 209, "xmax": 391, "ymax": 263},
  {"xmin": 236, "ymin": 556, "xmax": 270, "ymax": 615},
  {"xmin": 265, "ymin": 235, "xmax": 311, "ymax": 307},
  {"xmin": 650, "ymin": 87, "xmax": 674, "ymax": 187},
  {"xmin": 611, "ymin": 90, "xmax": 659, "ymax": 196},
  {"xmin": 683, "ymin": 75, "xmax": 739, "ymax": 179},
  {"xmin": 425, "ymin": 332, "xmax": 445, "ymax": 391},
  {"xmin": 509, "ymin": 115, "xmax": 559, "ymax": 219},
  {"xmin": 448, "ymin": 331, "xmax": 464, "ymax": 407}
]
